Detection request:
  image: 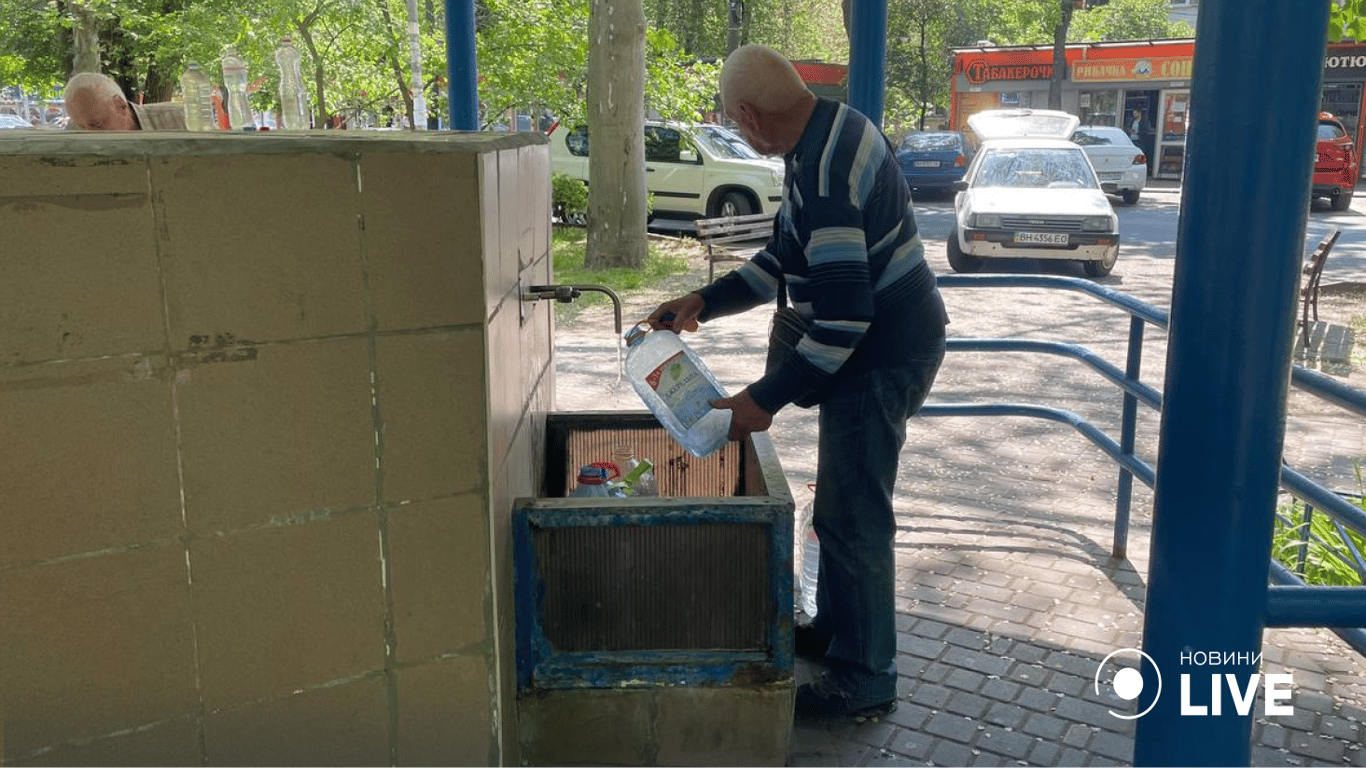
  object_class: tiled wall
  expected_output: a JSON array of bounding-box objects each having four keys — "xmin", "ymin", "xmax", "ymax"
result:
[{"xmin": 0, "ymin": 132, "xmax": 552, "ymax": 766}]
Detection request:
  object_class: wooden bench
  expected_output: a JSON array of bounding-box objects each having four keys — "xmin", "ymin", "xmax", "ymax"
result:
[
  {"xmin": 1300, "ymin": 227, "xmax": 1341, "ymax": 347},
  {"xmin": 694, "ymin": 212, "xmax": 774, "ymax": 281}
]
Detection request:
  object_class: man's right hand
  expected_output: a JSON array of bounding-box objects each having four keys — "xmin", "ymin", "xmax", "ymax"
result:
[{"xmin": 645, "ymin": 293, "xmax": 705, "ymax": 333}]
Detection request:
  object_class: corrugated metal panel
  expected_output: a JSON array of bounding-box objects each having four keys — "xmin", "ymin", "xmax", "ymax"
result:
[
  {"xmin": 565, "ymin": 426, "xmax": 743, "ymax": 497},
  {"xmin": 535, "ymin": 522, "xmax": 771, "ymax": 651}
]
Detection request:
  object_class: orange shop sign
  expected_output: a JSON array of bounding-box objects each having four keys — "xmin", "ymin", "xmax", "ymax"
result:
[
  {"xmin": 962, "ymin": 58, "xmax": 1054, "ymax": 85},
  {"xmin": 1072, "ymin": 56, "xmax": 1193, "ymax": 82}
]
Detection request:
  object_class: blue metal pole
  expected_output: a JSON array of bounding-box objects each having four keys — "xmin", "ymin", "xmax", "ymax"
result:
[
  {"xmin": 1113, "ymin": 316, "xmax": 1144, "ymax": 559},
  {"xmin": 1133, "ymin": 0, "xmax": 1330, "ymax": 764},
  {"xmin": 846, "ymin": 0, "xmax": 887, "ymax": 128},
  {"xmin": 445, "ymin": 0, "xmax": 480, "ymax": 130}
]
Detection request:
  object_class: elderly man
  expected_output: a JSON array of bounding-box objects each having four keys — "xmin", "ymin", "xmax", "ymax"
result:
[
  {"xmin": 645, "ymin": 44, "xmax": 948, "ymax": 720},
  {"xmin": 63, "ymin": 72, "xmax": 186, "ymax": 131}
]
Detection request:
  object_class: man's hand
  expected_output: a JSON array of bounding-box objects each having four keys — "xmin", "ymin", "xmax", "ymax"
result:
[
  {"xmin": 645, "ymin": 293, "xmax": 705, "ymax": 333},
  {"xmin": 710, "ymin": 388, "xmax": 773, "ymax": 441}
]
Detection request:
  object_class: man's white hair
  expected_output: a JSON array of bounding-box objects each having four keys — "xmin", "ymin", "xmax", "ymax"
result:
[
  {"xmin": 63, "ymin": 72, "xmax": 126, "ymax": 106},
  {"xmin": 719, "ymin": 44, "xmax": 811, "ymax": 113}
]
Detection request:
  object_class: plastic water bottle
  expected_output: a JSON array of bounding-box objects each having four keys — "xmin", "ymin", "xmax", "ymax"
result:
[
  {"xmin": 179, "ymin": 62, "xmax": 216, "ymax": 132},
  {"xmin": 274, "ymin": 36, "xmax": 309, "ymax": 130},
  {"xmin": 610, "ymin": 444, "xmax": 658, "ymax": 496},
  {"xmin": 794, "ymin": 492, "xmax": 819, "ymax": 618},
  {"xmin": 220, "ymin": 46, "xmax": 255, "ymax": 130},
  {"xmin": 623, "ymin": 322, "xmax": 731, "ymax": 458},
  {"xmin": 569, "ymin": 463, "xmax": 626, "ymax": 498}
]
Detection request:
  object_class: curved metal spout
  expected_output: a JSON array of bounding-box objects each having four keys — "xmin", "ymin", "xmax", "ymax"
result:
[{"xmin": 524, "ymin": 283, "xmax": 623, "ymax": 336}]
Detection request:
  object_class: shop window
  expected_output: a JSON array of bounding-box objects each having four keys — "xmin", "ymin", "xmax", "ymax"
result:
[{"xmin": 1080, "ymin": 90, "xmax": 1118, "ymax": 126}]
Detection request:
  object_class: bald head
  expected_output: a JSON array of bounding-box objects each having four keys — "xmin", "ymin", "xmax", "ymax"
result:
[
  {"xmin": 719, "ymin": 44, "xmax": 812, "ymax": 115},
  {"xmin": 64, "ymin": 72, "xmax": 137, "ymax": 130}
]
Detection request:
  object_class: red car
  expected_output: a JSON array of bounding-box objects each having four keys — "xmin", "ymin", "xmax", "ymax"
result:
[{"xmin": 1314, "ymin": 112, "xmax": 1359, "ymax": 211}]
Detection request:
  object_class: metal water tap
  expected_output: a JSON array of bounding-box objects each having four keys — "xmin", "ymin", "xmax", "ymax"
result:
[{"xmin": 522, "ymin": 284, "xmax": 623, "ymax": 335}]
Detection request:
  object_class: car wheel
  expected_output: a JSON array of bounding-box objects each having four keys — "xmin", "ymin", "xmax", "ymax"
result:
[
  {"xmin": 1333, "ymin": 189, "xmax": 1354, "ymax": 211},
  {"xmin": 1083, "ymin": 246, "xmax": 1119, "ymax": 278},
  {"xmin": 715, "ymin": 191, "xmax": 755, "ymax": 218},
  {"xmin": 946, "ymin": 228, "xmax": 984, "ymax": 273},
  {"xmin": 1121, "ymin": 190, "xmax": 1140, "ymax": 205}
]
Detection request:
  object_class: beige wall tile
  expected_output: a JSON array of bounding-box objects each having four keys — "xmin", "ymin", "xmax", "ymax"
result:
[
  {"xmin": 205, "ymin": 677, "xmax": 388, "ymax": 767},
  {"xmin": 523, "ymin": 143, "xmax": 551, "ymax": 269},
  {"xmin": 176, "ymin": 338, "xmax": 375, "ymax": 534},
  {"xmin": 479, "ymin": 153, "xmax": 501, "ymax": 320},
  {"xmin": 0, "ymin": 154, "xmax": 148, "ymax": 198},
  {"xmin": 486, "ymin": 301, "xmax": 521, "ymax": 468},
  {"xmin": 0, "ymin": 190, "xmax": 164, "ymax": 363},
  {"xmin": 192, "ymin": 514, "xmax": 385, "ymax": 709},
  {"xmin": 0, "ymin": 546, "xmax": 196, "ymax": 757},
  {"xmin": 23, "ymin": 716, "xmax": 200, "ymax": 767},
  {"xmin": 152, "ymin": 154, "xmax": 366, "ymax": 345},
  {"xmin": 359, "ymin": 152, "xmax": 485, "ymax": 331},
  {"xmin": 387, "ymin": 494, "xmax": 489, "ymax": 661},
  {"xmin": 0, "ymin": 357, "xmax": 181, "ymax": 567},
  {"xmin": 396, "ymin": 656, "xmax": 493, "ymax": 767},
  {"xmin": 376, "ymin": 330, "xmax": 487, "ymax": 503}
]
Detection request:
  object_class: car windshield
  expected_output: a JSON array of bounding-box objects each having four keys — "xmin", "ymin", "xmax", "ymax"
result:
[
  {"xmin": 1319, "ymin": 122, "xmax": 1347, "ymax": 141},
  {"xmin": 693, "ymin": 125, "xmax": 763, "ymax": 159},
  {"xmin": 1071, "ymin": 127, "xmax": 1132, "ymax": 147},
  {"xmin": 900, "ymin": 133, "xmax": 960, "ymax": 152},
  {"xmin": 974, "ymin": 147, "xmax": 1097, "ymax": 189}
]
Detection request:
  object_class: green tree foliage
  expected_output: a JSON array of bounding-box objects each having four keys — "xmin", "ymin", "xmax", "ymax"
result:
[
  {"xmin": 1069, "ymin": 0, "xmax": 1193, "ymax": 42},
  {"xmin": 1330, "ymin": 0, "xmax": 1366, "ymax": 43}
]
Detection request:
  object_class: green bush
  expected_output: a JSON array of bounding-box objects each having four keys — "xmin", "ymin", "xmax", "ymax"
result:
[{"xmin": 551, "ymin": 172, "xmax": 588, "ymax": 224}]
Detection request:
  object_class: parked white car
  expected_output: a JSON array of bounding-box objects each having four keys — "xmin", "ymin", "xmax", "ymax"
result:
[
  {"xmin": 949, "ymin": 109, "xmax": 1120, "ymax": 277},
  {"xmin": 547, "ymin": 121, "xmax": 784, "ymax": 220},
  {"xmin": 1071, "ymin": 125, "xmax": 1148, "ymax": 205}
]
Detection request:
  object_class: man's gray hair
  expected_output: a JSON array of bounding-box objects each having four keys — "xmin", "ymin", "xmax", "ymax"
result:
[
  {"xmin": 719, "ymin": 44, "xmax": 810, "ymax": 114},
  {"xmin": 63, "ymin": 72, "xmax": 126, "ymax": 106}
]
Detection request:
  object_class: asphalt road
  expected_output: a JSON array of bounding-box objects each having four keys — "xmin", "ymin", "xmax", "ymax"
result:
[{"xmin": 651, "ymin": 181, "xmax": 1366, "ymax": 288}]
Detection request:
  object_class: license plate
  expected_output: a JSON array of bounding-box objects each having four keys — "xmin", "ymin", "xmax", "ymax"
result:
[
  {"xmin": 1015, "ymin": 232, "xmax": 1069, "ymax": 245},
  {"xmin": 913, "ymin": 160, "xmax": 938, "ymax": 168},
  {"xmin": 1098, "ymin": 172, "xmax": 1122, "ymax": 180}
]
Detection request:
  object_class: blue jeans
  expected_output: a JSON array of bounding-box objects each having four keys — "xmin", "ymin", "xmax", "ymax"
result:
[{"xmin": 810, "ymin": 348, "xmax": 944, "ymax": 705}]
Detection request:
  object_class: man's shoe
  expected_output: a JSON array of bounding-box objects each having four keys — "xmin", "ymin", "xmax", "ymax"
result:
[
  {"xmin": 794, "ymin": 675, "xmax": 896, "ymax": 721},
  {"xmin": 793, "ymin": 623, "xmax": 830, "ymax": 661}
]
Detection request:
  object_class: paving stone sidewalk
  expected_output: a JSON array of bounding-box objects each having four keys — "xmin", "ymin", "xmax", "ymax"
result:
[{"xmin": 551, "ymin": 236, "xmax": 1366, "ymax": 766}]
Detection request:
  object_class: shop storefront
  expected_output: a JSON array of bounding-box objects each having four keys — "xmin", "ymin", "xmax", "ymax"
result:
[
  {"xmin": 951, "ymin": 39, "xmax": 1366, "ymax": 182},
  {"xmin": 951, "ymin": 40, "xmax": 1193, "ymax": 179}
]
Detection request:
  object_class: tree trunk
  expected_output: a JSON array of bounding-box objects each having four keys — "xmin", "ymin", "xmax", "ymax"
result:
[
  {"xmin": 68, "ymin": 1, "xmax": 100, "ymax": 75},
  {"xmin": 917, "ymin": 15, "xmax": 928, "ymax": 131},
  {"xmin": 1049, "ymin": 0, "xmax": 1073, "ymax": 111},
  {"xmin": 376, "ymin": 0, "xmax": 415, "ymax": 126},
  {"xmin": 586, "ymin": 0, "xmax": 648, "ymax": 270},
  {"xmin": 295, "ymin": 23, "xmax": 328, "ymax": 128}
]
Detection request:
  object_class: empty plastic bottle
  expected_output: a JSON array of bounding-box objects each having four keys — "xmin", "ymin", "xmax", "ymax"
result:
[
  {"xmin": 623, "ymin": 321, "xmax": 731, "ymax": 458},
  {"xmin": 610, "ymin": 444, "xmax": 657, "ymax": 496},
  {"xmin": 179, "ymin": 62, "xmax": 216, "ymax": 132},
  {"xmin": 794, "ymin": 492, "xmax": 819, "ymax": 618},
  {"xmin": 569, "ymin": 463, "xmax": 626, "ymax": 498},
  {"xmin": 220, "ymin": 46, "xmax": 255, "ymax": 130},
  {"xmin": 274, "ymin": 36, "xmax": 309, "ymax": 130}
]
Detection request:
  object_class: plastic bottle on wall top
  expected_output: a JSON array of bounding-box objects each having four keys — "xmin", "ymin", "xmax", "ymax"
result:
[
  {"xmin": 623, "ymin": 321, "xmax": 731, "ymax": 458},
  {"xmin": 220, "ymin": 46, "xmax": 255, "ymax": 130},
  {"xmin": 274, "ymin": 36, "xmax": 309, "ymax": 130},
  {"xmin": 179, "ymin": 62, "xmax": 216, "ymax": 132}
]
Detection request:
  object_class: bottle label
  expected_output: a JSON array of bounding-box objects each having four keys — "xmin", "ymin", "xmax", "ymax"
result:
[{"xmin": 644, "ymin": 351, "xmax": 723, "ymax": 429}]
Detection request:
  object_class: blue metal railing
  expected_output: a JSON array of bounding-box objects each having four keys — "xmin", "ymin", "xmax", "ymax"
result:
[{"xmin": 928, "ymin": 274, "xmax": 1366, "ymax": 660}]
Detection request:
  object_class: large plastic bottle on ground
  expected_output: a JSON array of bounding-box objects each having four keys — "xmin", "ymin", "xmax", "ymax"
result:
[
  {"xmin": 220, "ymin": 46, "xmax": 255, "ymax": 130},
  {"xmin": 179, "ymin": 62, "xmax": 216, "ymax": 132},
  {"xmin": 623, "ymin": 322, "xmax": 731, "ymax": 458},
  {"xmin": 274, "ymin": 36, "xmax": 309, "ymax": 130},
  {"xmin": 794, "ymin": 491, "xmax": 819, "ymax": 618}
]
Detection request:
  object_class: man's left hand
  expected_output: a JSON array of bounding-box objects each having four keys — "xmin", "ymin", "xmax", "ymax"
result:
[{"xmin": 710, "ymin": 389, "xmax": 773, "ymax": 442}]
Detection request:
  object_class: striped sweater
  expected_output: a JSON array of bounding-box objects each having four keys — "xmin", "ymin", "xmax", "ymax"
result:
[{"xmin": 696, "ymin": 97, "xmax": 947, "ymax": 412}]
